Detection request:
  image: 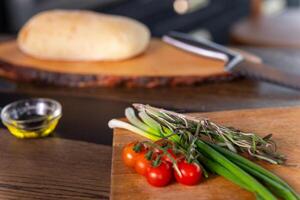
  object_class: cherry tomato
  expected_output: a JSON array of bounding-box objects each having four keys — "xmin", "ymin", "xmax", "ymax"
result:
[
  {"xmin": 134, "ymin": 152, "xmax": 151, "ymax": 176},
  {"xmin": 146, "ymin": 162, "xmax": 173, "ymax": 187},
  {"xmin": 174, "ymin": 160, "xmax": 202, "ymax": 185},
  {"xmin": 162, "ymin": 148, "xmax": 179, "ymax": 163},
  {"xmin": 122, "ymin": 142, "xmax": 143, "ymax": 168}
]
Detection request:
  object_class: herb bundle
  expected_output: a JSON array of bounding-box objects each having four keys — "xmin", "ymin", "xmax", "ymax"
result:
[{"xmin": 109, "ymin": 104, "xmax": 299, "ymax": 200}]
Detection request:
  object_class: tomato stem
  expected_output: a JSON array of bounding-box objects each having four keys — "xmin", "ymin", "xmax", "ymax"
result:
[
  {"xmin": 145, "ymin": 150, "xmax": 153, "ymax": 160},
  {"xmin": 133, "ymin": 142, "xmax": 143, "ymax": 153},
  {"xmin": 142, "ymin": 140, "xmax": 183, "ymax": 178}
]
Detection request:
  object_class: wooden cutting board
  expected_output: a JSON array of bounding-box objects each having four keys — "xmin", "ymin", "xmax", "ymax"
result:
[
  {"xmin": 111, "ymin": 107, "xmax": 300, "ymax": 200},
  {"xmin": 0, "ymin": 39, "xmax": 230, "ymax": 88}
]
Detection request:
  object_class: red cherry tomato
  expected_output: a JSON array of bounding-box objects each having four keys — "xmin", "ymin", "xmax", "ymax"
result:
[
  {"xmin": 162, "ymin": 148, "xmax": 179, "ymax": 163},
  {"xmin": 134, "ymin": 152, "xmax": 151, "ymax": 176},
  {"xmin": 122, "ymin": 142, "xmax": 144, "ymax": 168},
  {"xmin": 146, "ymin": 162, "xmax": 173, "ymax": 187},
  {"xmin": 174, "ymin": 160, "xmax": 202, "ymax": 185}
]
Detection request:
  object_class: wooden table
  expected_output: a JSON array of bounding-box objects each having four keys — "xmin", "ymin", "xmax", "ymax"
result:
[
  {"xmin": 0, "ymin": 37, "xmax": 300, "ymax": 199},
  {"xmin": 0, "ymin": 131, "xmax": 111, "ymax": 200}
]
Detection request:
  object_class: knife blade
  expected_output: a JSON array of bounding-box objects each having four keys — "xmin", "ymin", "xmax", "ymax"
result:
[{"xmin": 163, "ymin": 31, "xmax": 300, "ymax": 90}]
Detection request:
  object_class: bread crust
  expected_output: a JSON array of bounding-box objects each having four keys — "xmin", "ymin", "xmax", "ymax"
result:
[{"xmin": 17, "ymin": 10, "xmax": 150, "ymax": 61}]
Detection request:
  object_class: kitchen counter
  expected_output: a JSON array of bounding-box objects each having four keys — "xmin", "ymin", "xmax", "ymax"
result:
[{"xmin": 0, "ymin": 38, "xmax": 299, "ymax": 199}]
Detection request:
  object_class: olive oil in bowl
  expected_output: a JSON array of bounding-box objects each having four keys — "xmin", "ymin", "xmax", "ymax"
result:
[{"xmin": 1, "ymin": 98, "xmax": 62, "ymax": 139}]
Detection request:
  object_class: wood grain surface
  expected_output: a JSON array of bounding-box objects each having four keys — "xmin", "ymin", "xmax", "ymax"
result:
[
  {"xmin": 0, "ymin": 130, "xmax": 112, "ymax": 200},
  {"xmin": 0, "ymin": 39, "xmax": 230, "ymax": 87},
  {"xmin": 111, "ymin": 107, "xmax": 300, "ymax": 200}
]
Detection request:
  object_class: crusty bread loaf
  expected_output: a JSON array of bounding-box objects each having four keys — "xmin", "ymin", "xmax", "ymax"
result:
[{"xmin": 17, "ymin": 10, "xmax": 150, "ymax": 61}]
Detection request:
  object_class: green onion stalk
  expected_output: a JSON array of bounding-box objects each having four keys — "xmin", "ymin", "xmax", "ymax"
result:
[{"xmin": 108, "ymin": 104, "xmax": 299, "ymax": 200}]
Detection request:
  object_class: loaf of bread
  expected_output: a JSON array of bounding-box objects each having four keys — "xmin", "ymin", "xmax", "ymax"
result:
[{"xmin": 17, "ymin": 10, "xmax": 150, "ymax": 61}]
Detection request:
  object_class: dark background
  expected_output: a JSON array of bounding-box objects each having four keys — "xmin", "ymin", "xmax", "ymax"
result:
[
  {"xmin": 0, "ymin": 0, "xmax": 258, "ymax": 44},
  {"xmin": 0, "ymin": 0, "xmax": 299, "ymax": 44}
]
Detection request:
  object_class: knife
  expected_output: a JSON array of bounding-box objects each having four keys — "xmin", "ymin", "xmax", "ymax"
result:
[{"xmin": 162, "ymin": 31, "xmax": 300, "ymax": 90}]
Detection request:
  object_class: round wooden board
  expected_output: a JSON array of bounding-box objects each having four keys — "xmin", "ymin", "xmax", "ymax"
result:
[
  {"xmin": 0, "ymin": 39, "xmax": 229, "ymax": 88},
  {"xmin": 231, "ymin": 9, "xmax": 300, "ymax": 47}
]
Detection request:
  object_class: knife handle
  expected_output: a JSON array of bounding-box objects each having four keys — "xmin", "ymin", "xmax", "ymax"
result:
[{"xmin": 235, "ymin": 60, "xmax": 300, "ymax": 90}]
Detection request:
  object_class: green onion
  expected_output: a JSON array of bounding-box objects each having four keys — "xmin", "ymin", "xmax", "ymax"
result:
[
  {"xmin": 125, "ymin": 108, "xmax": 160, "ymax": 137},
  {"xmin": 108, "ymin": 119, "xmax": 160, "ymax": 141},
  {"xmin": 195, "ymin": 140, "xmax": 277, "ymax": 200},
  {"xmin": 209, "ymin": 143, "xmax": 299, "ymax": 200},
  {"xmin": 198, "ymin": 156, "xmax": 254, "ymax": 192}
]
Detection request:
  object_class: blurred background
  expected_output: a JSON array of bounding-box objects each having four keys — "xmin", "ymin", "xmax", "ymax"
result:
[{"xmin": 0, "ymin": 0, "xmax": 299, "ymax": 44}]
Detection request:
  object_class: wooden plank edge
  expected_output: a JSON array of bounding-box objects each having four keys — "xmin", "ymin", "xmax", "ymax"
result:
[
  {"xmin": 110, "ymin": 128, "xmax": 118, "ymax": 200},
  {"xmin": 0, "ymin": 60, "xmax": 238, "ymax": 88}
]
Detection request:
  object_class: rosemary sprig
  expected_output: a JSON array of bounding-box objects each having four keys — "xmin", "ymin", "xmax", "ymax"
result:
[{"xmin": 133, "ymin": 104, "xmax": 285, "ymax": 165}]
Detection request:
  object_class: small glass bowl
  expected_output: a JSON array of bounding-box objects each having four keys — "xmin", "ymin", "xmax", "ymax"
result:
[{"xmin": 1, "ymin": 98, "xmax": 62, "ymax": 139}]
